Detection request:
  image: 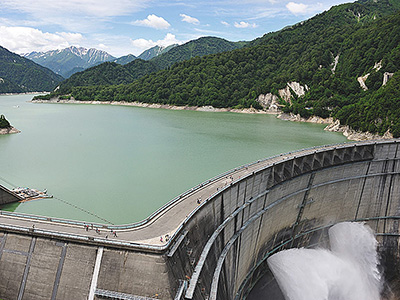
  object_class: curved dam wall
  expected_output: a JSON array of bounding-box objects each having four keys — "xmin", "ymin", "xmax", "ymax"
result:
[
  {"xmin": 169, "ymin": 140, "xmax": 400, "ymax": 300},
  {"xmin": 0, "ymin": 140, "xmax": 399, "ymax": 300}
]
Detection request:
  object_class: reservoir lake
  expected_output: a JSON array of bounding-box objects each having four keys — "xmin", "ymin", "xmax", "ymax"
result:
[{"xmin": 0, "ymin": 94, "xmax": 347, "ymax": 224}]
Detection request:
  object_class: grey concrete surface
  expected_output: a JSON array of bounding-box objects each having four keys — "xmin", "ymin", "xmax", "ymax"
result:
[
  {"xmin": 0, "ymin": 185, "xmax": 22, "ymax": 205},
  {"xmin": 0, "ymin": 140, "xmax": 399, "ymax": 300}
]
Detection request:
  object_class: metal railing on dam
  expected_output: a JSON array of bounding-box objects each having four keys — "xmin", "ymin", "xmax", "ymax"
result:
[{"xmin": 0, "ymin": 139, "xmax": 400, "ymax": 300}]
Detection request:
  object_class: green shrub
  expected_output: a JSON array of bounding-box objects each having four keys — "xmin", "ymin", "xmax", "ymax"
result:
[{"xmin": 0, "ymin": 115, "xmax": 11, "ymax": 128}]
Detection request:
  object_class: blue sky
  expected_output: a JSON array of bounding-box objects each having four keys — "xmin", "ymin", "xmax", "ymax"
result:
[{"xmin": 0, "ymin": 0, "xmax": 352, "ymax": 57}]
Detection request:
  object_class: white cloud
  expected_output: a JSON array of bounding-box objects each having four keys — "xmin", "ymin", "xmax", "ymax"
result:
[
  {"xmin": 0, "ymin": 0, "xmax": 151, "ymax": 32},
  {"xmin": 180, "ymin": 14, "xmax": 200, "ymax": 25},
  {"xmin": 1, "ymin": 0, "xmax": 148, "ymax": 18},
  {"xmin": 248, "ymin": 7, "xmax": 284, "ymax": 20},
  {"xmin": 286, "ymin": 2, "xmax": 308, "ymax": 14},
  {"xmin": 130, "ymin": 33, "xmax": 183, "ymax": 55},
  {"xmin": 0, "ymin": 26, "xmax": 83, "ymax": 54},
  {"xmin": 133, "ymin": 14, "xmax": 170, "ymax": 29},
  {"xmin": 96, "ymin": 43, "xmax": 109, "ymax": 51},
  {"xmin": 242, "ymin": 0, "xmax": 278, "ymax": 2},
  {"xmin": 234, "ymin": 21, "xmax": 257, "ymax": 28},
  {"xmin": 193, "ymin": 28, "xmax": 226, "ymax": 36},
  {"xmin": 84, "ymin": 32, "xmax": 141, "ymax": 57},
  {"xmin": 57, "ymin": 32, "xmax": 84, "ymax": 42},
  {"xmin": 221, "ymin": 21, "xmax": 230, "ymax": 27}
]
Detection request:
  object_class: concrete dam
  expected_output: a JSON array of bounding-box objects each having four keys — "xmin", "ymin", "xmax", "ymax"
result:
[{"xmin": 0, "ymin": 140, "xmax": 400, "ymax": 300}]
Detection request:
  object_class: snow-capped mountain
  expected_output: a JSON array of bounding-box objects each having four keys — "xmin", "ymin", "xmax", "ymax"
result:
[
  {"xmin": 137, "ymin": 44, "xmax": 177, "ymax": 61},
  {"xmin": 23, "ymin": 46, "xmax": 116, "ymax": 78}
]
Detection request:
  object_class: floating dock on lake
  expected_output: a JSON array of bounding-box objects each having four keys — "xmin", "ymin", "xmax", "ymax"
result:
[{"xmin": 12, "ymin": 187, "xmax": 52, "ymax": 202}]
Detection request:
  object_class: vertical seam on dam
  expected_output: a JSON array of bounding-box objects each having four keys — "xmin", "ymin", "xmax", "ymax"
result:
[
  {"xmin": 250, "ymin": 212, "xmax": 265, "ymax": 291},
  {"xmin": 253, "ymin": 213, "xmax": 264, "ymax": 262},
  {"xmin": 233, "ymin": 234, "xmax": 241, "ymax": 299},
  {"xmin": 291, "ymin": 172, "xmax": 315, "ymax": 245},
  {"xmin": 0, "ymin": 233, "xmax": 6, "ymax": 261},
  {"xmin": 383, "ymin": 144, "xmax": 398, "ymax": 233},
  {"xmin": 51, "ymin": 242, "xmax": 68, "ymax": 300},
  {"xmin": 88, "ymin": 246, "xmax": 104, "ymax": 300},
  {"xmin": 355, "ymin": 161, "xmax": 372, "ymax": 220},
  {"xmin": 241, "ymin": 181, "xmax": 248, "ymax": 228},
  {"xmin": 17, "ymin": 237, "xmax": 36, "ymax": 300},
  {"xmin": 376, "ymin": 160, "xmax": 390, "ymax": 232}
]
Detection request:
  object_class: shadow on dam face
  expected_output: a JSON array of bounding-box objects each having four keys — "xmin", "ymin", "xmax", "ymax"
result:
[
  {"xmin": 247, "ymin": 269, "xmax": 285, "ymax": 300},
  {"xmin": 187, "ymin": 140, "xmax": 400, "ymax": 300},
  {"xmin": 1, "ymin": 140, "xmax": 400, "ymax": 300}
]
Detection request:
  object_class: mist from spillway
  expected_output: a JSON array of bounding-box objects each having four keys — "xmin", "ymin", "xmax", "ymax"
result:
[{"xmin": 267, "ymin": 222, "xmax": 382, "ymax": 300}]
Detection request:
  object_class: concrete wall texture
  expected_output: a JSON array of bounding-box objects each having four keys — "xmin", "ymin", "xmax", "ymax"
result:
[
  {"xmin": 0, "ymin": 140, "xmax": 400, "ymax": 300},
  {"xmin": 0, "ymin": 185, "xmax": 21, "ymax": 205}
]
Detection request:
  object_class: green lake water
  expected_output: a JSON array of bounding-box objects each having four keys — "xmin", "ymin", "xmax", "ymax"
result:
[{"xmin": 0, "ymin": 94, "xmax": 347, "ymax": 224}]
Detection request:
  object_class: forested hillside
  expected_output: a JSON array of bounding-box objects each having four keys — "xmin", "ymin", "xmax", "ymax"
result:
[
  {"xmin": 37, "ymin": 0, "xmax": 400, "ymax": 136},
  {"xmin": 0, "ymin": 115, "xmax": 10, "ymax": 128},
  {"xmin": 58, "ymin": 60, "xmax": 159, "ymax": 89},
  {"xmin": 150, "ymin": 37, "xmax": 247, "ymax": 70},
  {"xmin": 113, "ymin": 54, "xmax": 137, "ymax": 65},
  {"xmin": 55, "ymin": 37, "xmax": 246, "ymax": 92},
  {"xmin": 0, "ymin": 46, "xmax": 63, "ymax": 93}
]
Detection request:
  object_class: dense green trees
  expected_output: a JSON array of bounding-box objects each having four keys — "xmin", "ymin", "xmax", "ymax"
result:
[
  {"xmin": 0, "ymin": 115, "xmax": 10, "ymax": 128},
  {"xmin": 336, "ymin": 72, "xmax": 400, "ymax": 136},
  {"xmin": 0, "ymin": 46, "xmax": 63, "ymax": 93},
  {"xmin": 36, "ymin": 0, "xmax": 400, "ymax": 137},
  {"xmin": 56, "ymin": 37, "xmax": 246, "ymax": 93},
  {"xmin": 56, "ymin": 60, "xmax": 159, "ymax": 93}
]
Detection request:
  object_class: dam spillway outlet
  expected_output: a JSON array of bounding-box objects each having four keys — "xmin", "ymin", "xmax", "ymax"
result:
[{"xmin": 267, "ymin": 222, "xmax": 382, "ymax": 300}]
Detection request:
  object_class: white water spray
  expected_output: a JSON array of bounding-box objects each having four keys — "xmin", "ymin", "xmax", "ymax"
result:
[{"xmin": 267, "ymin": 222, "xmax": 382, "ymax": 300}]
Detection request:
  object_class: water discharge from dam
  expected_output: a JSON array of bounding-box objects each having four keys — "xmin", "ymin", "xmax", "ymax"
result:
[{"xmin": 267, "ymin": 222, "xmax": 382, "ymax": 300}]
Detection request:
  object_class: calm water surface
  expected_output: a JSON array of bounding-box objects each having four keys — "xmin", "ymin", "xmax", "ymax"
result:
[{"xmin": 0, "ymin": 94, "xmax": 347, "ymax": 224}]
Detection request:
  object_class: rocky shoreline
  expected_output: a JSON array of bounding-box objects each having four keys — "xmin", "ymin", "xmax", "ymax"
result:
[
  {"xmin": 30, "ymin": 98, "xmax": 277, "ymax": 115},
  {"xmin": 0, "ymin": 127, "xmax": 20, "ymax": 135},
  {"xmin": 277, "ymin": 112, "xmax": 393, "ymax": 141},
  {"xmin": 324, "ymin": 119, "xmax": 393, "ymax": 141},
  {"xmin": 31, "ymin": 98, "xmax": 394, "ymax": 142}
]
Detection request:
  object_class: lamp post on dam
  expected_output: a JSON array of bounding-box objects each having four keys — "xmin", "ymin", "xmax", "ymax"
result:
[{"xmin": 0, "ymin": 140, "xmax": 400, "ymax": 299}]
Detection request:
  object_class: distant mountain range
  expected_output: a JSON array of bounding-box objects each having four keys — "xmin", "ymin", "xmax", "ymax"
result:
[
  {"xmin": 0, "ymin": 46, "xmax": 63, "ymax": 93},
  {"xmin": 22, "ymin": 44, "xmax": 179, "ymax": 79},
  {"xmin": 23, "ymin": 46, "xmax": 116, "ymax": 78},
  {"xmin": 56, "ymin": 37, "xmax": 247, "ymax": 92},
  {"xmin": 0, "ymin": 36, "xmax": 242, "ymax": 94},
  {"xmin": 111, "ymin": 45, "xmax": 179, "ymax": 65}
]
